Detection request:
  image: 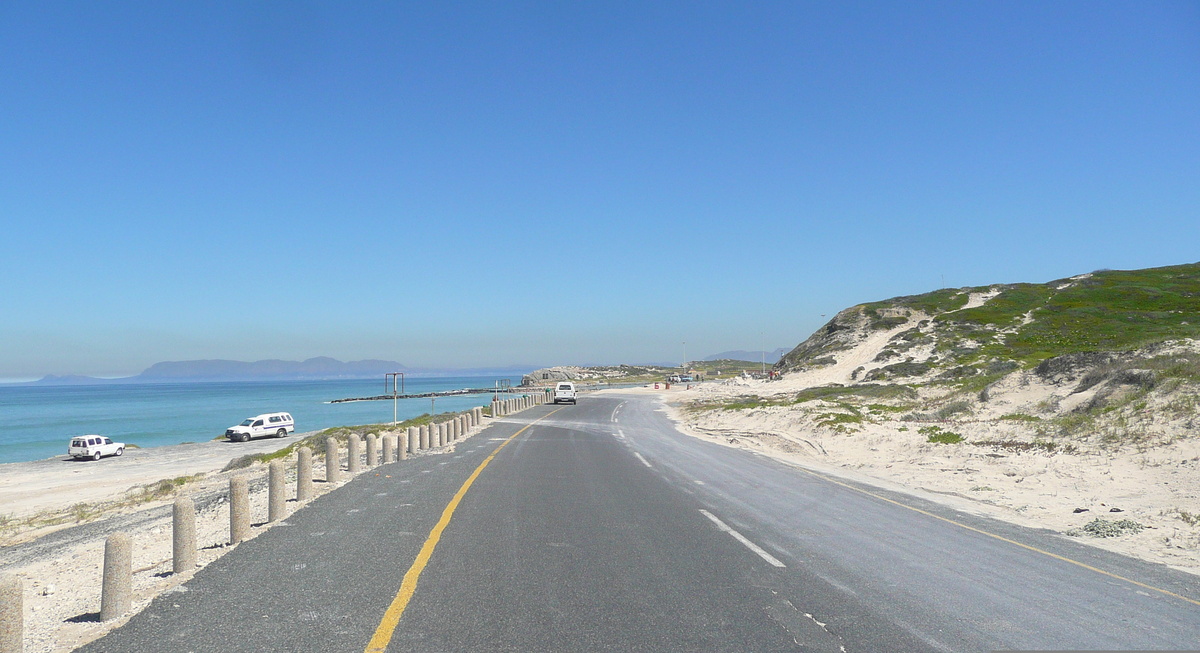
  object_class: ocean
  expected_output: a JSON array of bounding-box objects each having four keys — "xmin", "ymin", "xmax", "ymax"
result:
[{"xmin": 0, "ymin": 376, "xmax": 522, "ymax": 464}]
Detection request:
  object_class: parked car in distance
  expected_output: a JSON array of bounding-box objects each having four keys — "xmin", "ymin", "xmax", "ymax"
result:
[
  {"xmin": 553, "ymin": 382, "xmax": 577, "ymax": 405},
  {"xmin": 69, "ymin": 435, "xmax": 125, "ymax": 461},
  {"xmin": 225, "ymin": 412, "xmax": 295, "ymax": 442}
]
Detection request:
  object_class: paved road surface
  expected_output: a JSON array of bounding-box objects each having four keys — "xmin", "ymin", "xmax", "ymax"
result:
[{"xmin": 80, "ymin": 393, "xmax": 1200, "ymax": 652}]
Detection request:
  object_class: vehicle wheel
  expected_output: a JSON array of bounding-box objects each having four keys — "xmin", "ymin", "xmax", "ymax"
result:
[
  {"xmin": 115, "ymin": 447, "xmax": 123, "ymax": 456},
  {"xmin": 242, "ymin": 434, "xmax": 251, "ymax": 443},
  {"xmin": 277, "ymin": 429, "xmax": 287, "ymax": 438},
  {"xmin": 92, "ymin": 451, "xmax": 101, "ymax": 461}
]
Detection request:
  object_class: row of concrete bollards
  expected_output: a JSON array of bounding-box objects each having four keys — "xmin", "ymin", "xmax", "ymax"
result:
[
  {"xmin": 490, "ymin": 392, "xmax": 547, "ymax": 418},
  {"xmin": 0, "ymin": 401, "xmax": 542, "ymax": 652}
]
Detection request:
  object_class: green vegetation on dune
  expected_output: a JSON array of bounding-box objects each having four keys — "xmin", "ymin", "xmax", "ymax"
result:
[
  {"xmin": 945, "ymin": 264, "xmax": 1200, "ymax": 365},
  {"xmin": 690, "ymin": 383, "xmax": 917, "ymax": 413},
  {"xmin": 792, "ymin": 384, "xmax": 917, "ymax": 403},
  {"xmin": 781, "ymin": 263, "xmax": 1200, "ymax": 378},
  {"xmin": 865, "ymin": 287, "xmax": 970, "ymax": 318}
]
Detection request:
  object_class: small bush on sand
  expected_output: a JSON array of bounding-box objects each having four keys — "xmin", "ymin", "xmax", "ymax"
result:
[
  {"xmin": 920, "ymin": 425, "xmax": 963, "ymax": 444},
  {"xmin": 1066, "ymin": 518, "xmax": 1145, "ymax": 538}
]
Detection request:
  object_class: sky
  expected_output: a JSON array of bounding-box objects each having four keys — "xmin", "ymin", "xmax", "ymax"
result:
[{"xmin": 1, "ymin": 2, "xmax": 1198, "ymax": 380}]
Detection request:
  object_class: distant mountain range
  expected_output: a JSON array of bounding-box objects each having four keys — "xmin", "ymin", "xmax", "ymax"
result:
[
  {"xmin": 703, "ymin": 348, "xmax": 789, "ymax": 364},
  {"xmin": 23, "ymin": 357, "xmax": 531, "ymax": 385}
]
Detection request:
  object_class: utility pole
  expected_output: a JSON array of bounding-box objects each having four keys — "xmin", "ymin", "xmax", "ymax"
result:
[
  {"xmin": 761, "ymin": 331, "xmax": 766, "ymax": 377},
  {"xmin": 386, "ymin": 373, "xmax": 405, "ymax": 425}
]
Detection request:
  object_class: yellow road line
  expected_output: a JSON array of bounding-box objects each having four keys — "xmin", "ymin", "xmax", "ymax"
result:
[
  {"xmin": 789, "ymin": 464, "xmax": 1200, "ymax": 608},
  {"xmin": 365, "ymin": 408, "xmax": 561, "ymax": 653}
]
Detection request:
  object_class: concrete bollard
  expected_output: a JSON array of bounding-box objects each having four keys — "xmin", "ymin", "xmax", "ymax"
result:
[
  {"xmin": 230, "ymin": 476, "xmax": 250, "ymax": 544},
  {"xmin": 366, "ymin": 433, "xmax": 378, "ymax": 467},
  {"xmin": 381, "ymin": 435, "xmax": 394, "ymax": 464},
  {"xmin": 420, "ymin": 424, "xmax": 429, "ymax": 450},
  {"xmin": 407, "ymin": 426, "xmax": 417, "ymax": 454},
  {"xmin": 100, "ymin": 533, "xmax": 132, "ymax": 621},
  {"xmin": 437, "ymin": 423, "xmax": 445, "ymax": 447},
  {"xmin": 269, "ymin": 460, "xmax": 285, "ymax": 523},
  {"xmin": 326, "ymin": 437, "xmax": 341, "ymax": 483},
  {"xmin": 297, "ymin": 446, "xmax": 313, "ymax": 501},
  {"xmin": 395, "ymin": 435, "xmax": 405, "ymax": 460},
  {"xmin": 348, "ymin": 434, "xmax": 362, "ymax": 474},
  {"xmin": 173, "ymin": 496, "xmax": 196, "ymax": 575},
  {"xmin": 1, "ymin": 573, "xmax": 22, "ymax": 653}
]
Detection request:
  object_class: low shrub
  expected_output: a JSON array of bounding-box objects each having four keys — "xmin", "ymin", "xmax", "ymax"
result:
[
  {"xmin": 920, "ymin": 425, "xmax": 963, "ymax": 444},
  {"xmin": 1066, "ymin": 518, "xmax": 1145, "ymax": 538}
]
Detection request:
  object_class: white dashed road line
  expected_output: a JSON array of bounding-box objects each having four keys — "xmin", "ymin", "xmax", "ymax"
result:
[
  {"xmin": 699, "ymin": 509, "xmax": 786, "ymax": 568},
  {"xmin": 633, "ymin": 452, "xmax": 652, "ymax": 468}
]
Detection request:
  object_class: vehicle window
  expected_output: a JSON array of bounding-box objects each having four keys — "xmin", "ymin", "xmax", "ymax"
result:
[
  {"xmin": 104, "ymin": 438, "xmax": 113, "ymax": 444},
  {"xmin": 270, "ymin": 416, "xmax": 280, "ymax": 423},
  {"xmin": 558, "ymin": 384, "xmax": 571, "ymax": 390},
  {"xmin": 89, "ymin": 438, "xmax": 98, "ymax": 445},
  {"xmin": 253, "ymin": 420, "xmax": 263, "ymax": 427},
  {"xmin": 241, "ymin": 419, "xmax": 254, "ymax": 426}
]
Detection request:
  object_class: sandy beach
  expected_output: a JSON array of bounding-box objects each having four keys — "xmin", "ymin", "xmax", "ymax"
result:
[{"xmin": 0, "ymin": 424, "xmax": 473, "ymax": 653}]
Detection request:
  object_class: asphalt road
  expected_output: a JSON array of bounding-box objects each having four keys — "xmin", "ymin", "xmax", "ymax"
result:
[{"xmin": 80, "ymin": 393, "xmax": 1200, "ymax": 652}]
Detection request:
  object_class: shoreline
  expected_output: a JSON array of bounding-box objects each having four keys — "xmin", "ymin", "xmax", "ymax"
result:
[
  {"xmin": 0, "ymin": 434, "xmax": 306, "ymax": 523},
  {"xmin": 0, "ymin": 375, "xmax": 521, "ymax": 466}
]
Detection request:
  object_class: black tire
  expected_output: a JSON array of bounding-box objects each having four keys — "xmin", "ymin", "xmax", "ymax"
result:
[
  {"xmin": 115, "ymin": 447, "xmax": 123, "ymax": 456},
  {"xmin": 242, "ymin": 434, "xmax": 251, "ymax": 443},
  {"xmin": 92, "ymin": 451, "xmax": 101, "ymax": 461},
  {"xmin": 276, "ymin": 429, "xmax": 287, "ymax": 438}
]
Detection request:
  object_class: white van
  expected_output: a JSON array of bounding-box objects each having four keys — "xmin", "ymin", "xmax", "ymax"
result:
[
  {"xmin": 68, "ymin": 435, "xmax": 125, "ymax": 461},
  {"xmin": 553, "ymin": 382, "xmax": 577, "ymax": 405},
  {"xmin": 225, "ymin": 412, "xmax": 294, "ymax": 442}
]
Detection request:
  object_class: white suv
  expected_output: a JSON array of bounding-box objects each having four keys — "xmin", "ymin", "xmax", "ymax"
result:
[
  {"xmin": 553, "ymin": 382, "xmax": 577, "ymax": 405},
  {"xmin": 69, "ymin": 435, "xmax": 125, "ymax": 461},
  {"xmin": 225, "ymin": 412, "xmax": 295, "ymax": 442}
]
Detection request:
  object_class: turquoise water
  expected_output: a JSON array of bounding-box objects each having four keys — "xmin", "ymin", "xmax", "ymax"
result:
[{"xmin": 0, "ymin": 376, "xmax": 521, "ymax": 464}]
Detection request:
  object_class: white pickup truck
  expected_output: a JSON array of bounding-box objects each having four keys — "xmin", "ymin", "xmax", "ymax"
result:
[
  {"xmin": 68, "ymin": 435, "xmax": 125, "ymax": 461},
  {"xmin": 553, "ymin": 382, "xmax": 577, "ymax": 405},
  {"xmin": 225, "ymin": 412, "xmax": 295, "ymax": 442}
]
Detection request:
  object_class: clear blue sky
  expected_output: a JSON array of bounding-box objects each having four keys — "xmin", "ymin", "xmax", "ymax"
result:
[{"xmin": 2, "ymin": 2, "xmax": 1197, "ymax": 379}]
